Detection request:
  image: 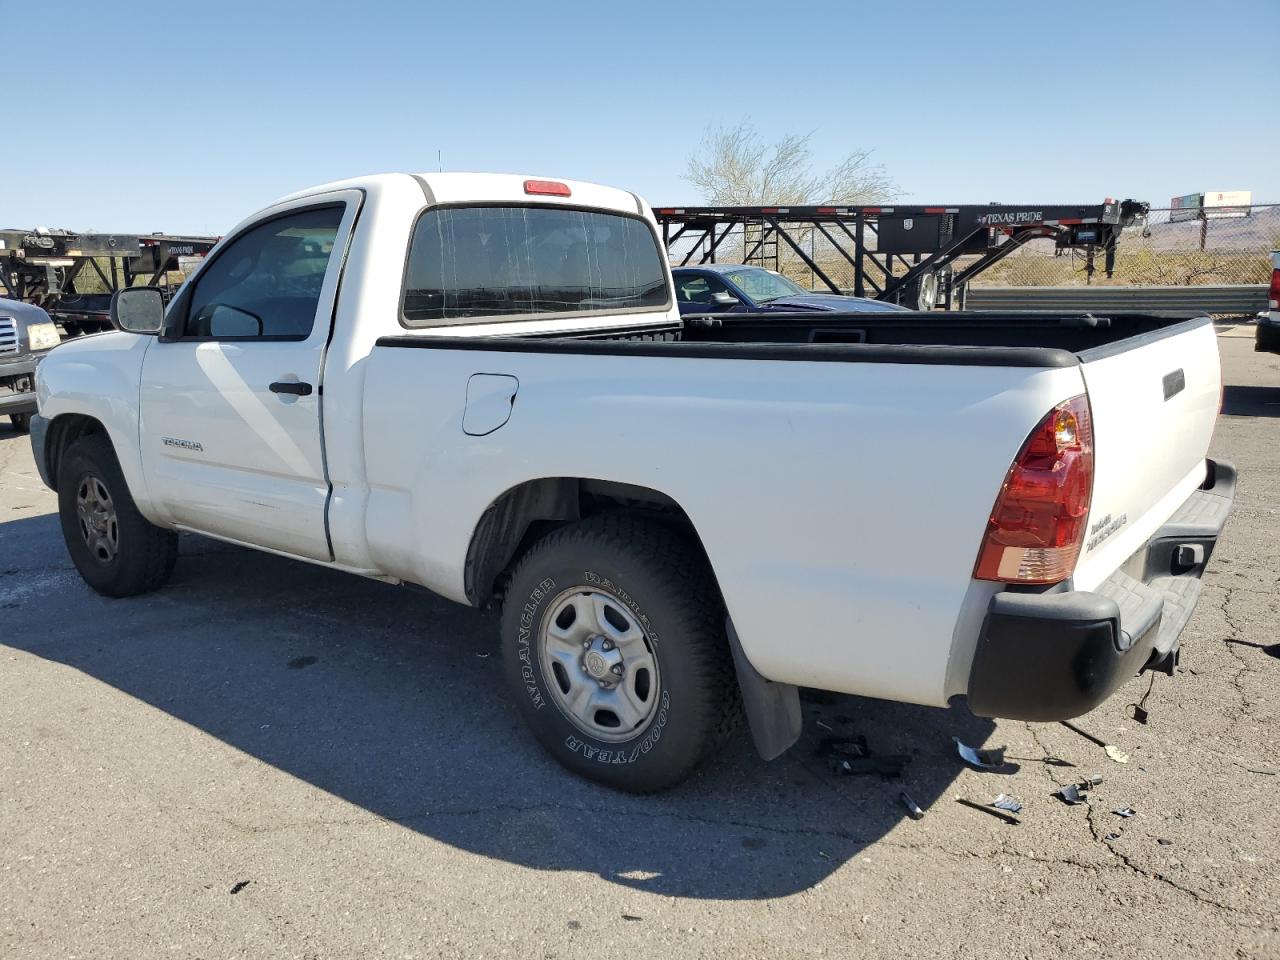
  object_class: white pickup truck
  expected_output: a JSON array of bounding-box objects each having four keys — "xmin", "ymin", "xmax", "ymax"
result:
[{"xmin": 30, "ymin": 173, "xmax": 1235, "ymax": 792}]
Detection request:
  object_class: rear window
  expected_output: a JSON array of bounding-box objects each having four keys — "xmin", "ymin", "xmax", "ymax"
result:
[{"xmin": 402, "ymin": 205, "xmax": 669, "ymax": 325}]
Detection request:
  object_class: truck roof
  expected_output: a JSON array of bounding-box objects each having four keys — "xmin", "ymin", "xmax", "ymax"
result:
[{"xmin": 271, "ymin": 172, "xmax": 645, "ymax": 217}]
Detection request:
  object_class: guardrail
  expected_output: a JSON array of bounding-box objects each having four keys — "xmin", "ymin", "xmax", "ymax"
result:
[{"xmin": 961, "ymin": 284, "xmax": 1267, "ymax": 315}]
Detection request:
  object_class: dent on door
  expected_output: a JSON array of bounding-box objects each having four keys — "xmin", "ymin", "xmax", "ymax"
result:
[{"xmin": 463, "ymin": 374, "xmax": 519, "ymax": 436}]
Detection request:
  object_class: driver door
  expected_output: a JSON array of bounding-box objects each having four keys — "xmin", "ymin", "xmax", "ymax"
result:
[{"xmin": 138, "ymin": 193, "xmax": 360, "ymax": 560}]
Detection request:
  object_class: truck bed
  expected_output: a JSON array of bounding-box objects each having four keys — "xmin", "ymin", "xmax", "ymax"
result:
[
  {"xmin": 366, "ymin": 308, "xmax": 1220, "ymax": 710},
  {"xmin": 378, "ymin": 310, "xmax": 1210, "ymax": 369}
]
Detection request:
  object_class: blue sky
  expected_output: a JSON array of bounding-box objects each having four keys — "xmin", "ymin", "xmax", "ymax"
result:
[{"xmin": 9, "ymin": 0, "xmax": 1278, "ymax": 234}]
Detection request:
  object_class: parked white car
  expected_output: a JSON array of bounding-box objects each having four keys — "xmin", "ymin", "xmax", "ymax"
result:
[{"xmin": 30, "ymin": 173, "xmax": 1235, "ymax": 791}]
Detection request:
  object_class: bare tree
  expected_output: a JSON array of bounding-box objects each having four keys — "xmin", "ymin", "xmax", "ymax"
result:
[
  {"xmin": 684, "ymin": 122, "xmax": 897, "ymax": 206},
  {"xmin": 681, "ymin": 122, "xmax": 898, "ymax": 286}
]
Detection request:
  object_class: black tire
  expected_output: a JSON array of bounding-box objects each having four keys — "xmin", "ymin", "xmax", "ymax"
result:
[
  {"xmin": 903, "ymin": 270, "xmax": 939, "ymax": 311},
  {"xmin": 57, "ymin": 433, "xmax": 178, "ymax": 598},
  {"xmin": 8, "ymin": 413, "xmax": 30, "ymax": 433},
  {"xmin": 501, "ymin": 514, "xmax": 741, "ymax": 793}
]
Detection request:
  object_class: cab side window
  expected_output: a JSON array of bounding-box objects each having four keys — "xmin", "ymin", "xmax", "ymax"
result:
[{"xmin": 184, "ymin": 207, "xmax": 343, "ymax": 339}]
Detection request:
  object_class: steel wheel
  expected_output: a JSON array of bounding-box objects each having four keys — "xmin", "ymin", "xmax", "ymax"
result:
[
  {"xmin": 538, "ymin": 587, "xmax": 661, "ymax": 743},
  {"xmin": 75, "ymin": 474, "xmax": 119, "ymax": 564}
]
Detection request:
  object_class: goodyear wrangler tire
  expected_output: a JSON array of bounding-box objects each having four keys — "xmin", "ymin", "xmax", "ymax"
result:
[
  {"xmin": 58, "ymin": 434, "xmax": 178, "ymax": 598},
  {"xmin": 501, "ymin": 514, "xmax": 740, "ymax": 793}
]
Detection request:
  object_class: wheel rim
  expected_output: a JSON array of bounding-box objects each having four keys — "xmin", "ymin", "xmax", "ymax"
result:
[
  {"xmin": 919, "ymin": 273, "xmax": 938, "ymax": 310},
  {"xmin": 538, "ymin": 587, "xmax": 661, "ymax": 743},
  {"xmin": 75, "ymin": 473, "xmax": 119, "ymax": 564}
]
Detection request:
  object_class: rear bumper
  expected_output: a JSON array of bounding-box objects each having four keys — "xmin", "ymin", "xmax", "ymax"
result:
[
  {"xmin": 1256, "ymin": 319, "xmax": 1280, "ymax": 353},
  {"xmin": 966, "ymin": 458, "xmax": 1236, "ymax": 721}
]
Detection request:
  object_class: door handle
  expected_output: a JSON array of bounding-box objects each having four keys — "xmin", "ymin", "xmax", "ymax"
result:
[{"xmin": 269, "ymin": 381, "xmax": 313, "ymax": 397}]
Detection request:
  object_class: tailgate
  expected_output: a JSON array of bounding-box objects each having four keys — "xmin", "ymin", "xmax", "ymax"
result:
[{"xmin": 1072, "ymin": 317, "xmax": 1221, "ymax": 591}]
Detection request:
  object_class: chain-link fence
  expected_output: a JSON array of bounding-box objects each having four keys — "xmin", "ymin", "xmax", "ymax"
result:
[{"xmin": 969, "ymin": 203, "xmax": 1279, "ymax": 288}]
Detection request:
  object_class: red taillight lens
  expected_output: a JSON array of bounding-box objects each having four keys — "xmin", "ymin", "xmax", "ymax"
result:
[
  {"xmin": 524, "ymin": 179, "xmax": 571, "ymax": 197},
  {"xmin": 974, "ymin": 395, "xmax": 1094, "ymax": 584},
  {"xmin": 1268, "ymin": 267, "xmax": 1279, "ymax": 311}
]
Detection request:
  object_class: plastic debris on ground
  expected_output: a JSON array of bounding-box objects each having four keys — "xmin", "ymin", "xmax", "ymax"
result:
[
  {"xmin": 819, "ymin": 736, "xmax": 910, "ymax": 779},
  {"xmin": 955, "ymin": 796, "xmax": 1019, "ymax": 825},
  {"xmin": 992, "ymin": 794, "xmax": 1023, "ymax": 814},
  {"xmin": 899, "ymin": 792, "xmax": 925, "ymax": 820},
  {"xmin": 1112, "ymin": 807, "xmax": 1137, "ymax": 818},
  {"xmin": 1052, "ymin": 776, "xmax": 1103, "ymax": 805},
  {"xmin": 1104, "ymin": 744, "xmax": 1130, "ymax": 764},
  {"xmin": 1105, "ymin": 832, "xmax": 1121, "ymax": 841},
  {"xmin": 953, "ymin": 737, "xmax": 1008, "ymax": 770}
]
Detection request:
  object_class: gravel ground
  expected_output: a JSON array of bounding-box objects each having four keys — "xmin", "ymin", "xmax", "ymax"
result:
[{"xmin": 0, "ymin": 328, "xmax": 1276, "ymax": 959}]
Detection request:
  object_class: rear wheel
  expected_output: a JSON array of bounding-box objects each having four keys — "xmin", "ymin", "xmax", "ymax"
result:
[
  {"xmin": 8, "ymin": 413, "xmax": 30, "ymax": 433},
  {"xmin": 57, "ymin": 434, "xmax": 178, "ymax": 597},
  {"xmin": 904, "ymin": 270, "xmax": 939, "ymax": 311},
  {"xmin": 501, "ymin": 514, "xmax": 740, "ymax": 792}
]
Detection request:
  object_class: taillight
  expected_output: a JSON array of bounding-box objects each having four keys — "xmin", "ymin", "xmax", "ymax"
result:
[
  {"xmin": 974, "ymin": 395, "xmax": 1094, "ymax": 584},
  {"xmin": 1268, "ymin": 266, "xmax": 1279, "ymax": 311},
  {"xmin": 524, "ymin": 179, "xmax": 571, "ymax": 197}
]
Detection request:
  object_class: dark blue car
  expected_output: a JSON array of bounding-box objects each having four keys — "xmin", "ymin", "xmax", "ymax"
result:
[{"xmin": 671, "ymin": 264, "xmax": 906, "ymax": 316}]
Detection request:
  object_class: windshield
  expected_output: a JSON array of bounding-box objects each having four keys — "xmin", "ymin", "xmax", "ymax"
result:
[{"xmin": 724, "ymin": 268, "xmax": 807, "ymax": 303}]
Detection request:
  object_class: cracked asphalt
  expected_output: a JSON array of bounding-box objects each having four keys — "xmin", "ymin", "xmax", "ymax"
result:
[{"xmin": 1, "ymin": 328, "xmax": 1277, "ymax": 959}]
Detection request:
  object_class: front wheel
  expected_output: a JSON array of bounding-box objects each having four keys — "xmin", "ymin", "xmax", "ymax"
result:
[
  {"xmin": 57, "ymin": 434, "xmax": 178, "ymax": 597},
  {"xmin": 501, "ymin": 514, "xmax": 740, "ymax": 793}
]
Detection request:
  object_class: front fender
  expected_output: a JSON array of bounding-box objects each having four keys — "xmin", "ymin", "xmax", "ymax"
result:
[{"xmin": 36, "ymin": 333, "xmax": 160, "ymax": 522}]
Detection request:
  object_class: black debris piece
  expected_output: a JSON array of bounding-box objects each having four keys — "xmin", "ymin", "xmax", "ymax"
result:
[
  {"xmin": 820, "ymin": 735, "xmax": 869, "ymax": 758},
  {"xmin": 1157, "ymin": 838, "xmax": 1173, "ymax": 846},
  {"xmin": 1059, "ymin": 720, "xmax": 1106, "ymax": 747},
  {"xmin": 621, "ymin": 914, "xmax": 643, "ymax": 921},
  {"xmin": 1225, "ymin": 638, "xmax": 1280, "ymax": 659},
  {"xmin": 1104, "ymin": 832, "xmax": 1121, "ymax": 841},
  {"xmin": 819, "ymin": 736, "xmax": 909, "ymax": 779},
  {"xmin": 229, "ymin": 880, "xmax": 251, "ymax": 895},
  {"xmin": 955, "ymin": 797, "xmax": 1019, "ymax": 825},
  {"xmin": 899, "ymin": 792, "xmax": 925, "ymax": 821},
  {"xmin": 1052, "ymin": 776, "xmax": 1103, "ymax": 805}
]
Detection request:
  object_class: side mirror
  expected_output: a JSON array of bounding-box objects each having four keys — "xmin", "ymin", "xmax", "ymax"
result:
[
  {"xmin": 109, "ymin": 287, "xmax": 165, "ymax": 335},
  {"xmin": 711, "ymin": 291, "xmax": 738, "ymax": 306}
]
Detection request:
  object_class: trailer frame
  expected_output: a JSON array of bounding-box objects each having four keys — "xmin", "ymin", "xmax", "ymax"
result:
[{"xmin": 654, "ymin": 200, "xmax": 1148, "ymax": 309}]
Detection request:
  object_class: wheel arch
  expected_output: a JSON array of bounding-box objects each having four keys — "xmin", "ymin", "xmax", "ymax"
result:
[
  {"xmin": 42, "ymin": 412, "xmax": 110, "ymax": 490},
  {"xmin": 464, "ymin": 477, "xmax": 710, "ymax": 607}
]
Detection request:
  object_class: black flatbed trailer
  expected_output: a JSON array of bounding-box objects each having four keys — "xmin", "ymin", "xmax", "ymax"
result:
[
  {"xmin": 654, "ymin": 199, "xmax": 1149, "ymax": 309},
  {"xmin": 0, "ymin": 229, "xmax": 219, "ymax": 334}
]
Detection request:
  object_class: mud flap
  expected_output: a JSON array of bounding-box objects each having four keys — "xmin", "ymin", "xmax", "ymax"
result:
[{"xmin": 726, "ymin": 617, "xmax": 802, "ymax": 760}]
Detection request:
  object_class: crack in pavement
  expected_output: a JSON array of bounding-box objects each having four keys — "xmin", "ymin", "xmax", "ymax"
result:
[
  {"xmin": 1216, "ymin": 584, "xmax": 1261, "ymax": 718},
  {"xmin": 1025, "ymin": 720, "xmax": 1266, "ymax": 924}
]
